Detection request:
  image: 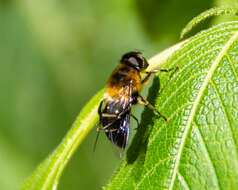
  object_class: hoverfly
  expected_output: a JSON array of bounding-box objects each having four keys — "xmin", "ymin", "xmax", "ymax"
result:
[{"xmin": 96, "ymin": 51, "xmax": 177, "ymax": 149}]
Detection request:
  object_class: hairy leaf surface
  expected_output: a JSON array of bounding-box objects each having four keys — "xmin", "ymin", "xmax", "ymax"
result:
[{"xmin": 106, "ymin": 21, "xmax": 238, "ymax": 190}]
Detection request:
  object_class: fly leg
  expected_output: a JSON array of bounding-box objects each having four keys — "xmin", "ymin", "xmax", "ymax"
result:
[
  {"xmin": 99, "ymin": 104, "xmax": 132, "ymax": 131},
  {"xmin": 97, "ymin": 110, "xmax": 131, "ymax": 132},
  {"xmin": 94, "ymin": 113, "xmax": 119, "ymax": 151},
  {"xmin": 142, "ymin": 66, "xmax": 179, "ymax": 85},
  {"xmin": 137, "ymin": 95, "xmax": 168, "ymax": 122},
  {"xmin": 97, "ymin": 113, "xmax": 118, "ymax": 131},
  {"xmin": 156, "ymin": 66, "xmax": 179, "ymax": 73},
  {"xmin": 97, "ymin": 100, "xmax": 117, "ymax": 131},
  {"xmin": 131, "ymin": 114, "xmax": 139, "ymax": 125},
  {"xmin": 130, "ymin": 114, "xmax": 140, "ymax": 130},
  {"xmin": 95, "ymin": 101, "xmax": 115, "ymax": 151}
]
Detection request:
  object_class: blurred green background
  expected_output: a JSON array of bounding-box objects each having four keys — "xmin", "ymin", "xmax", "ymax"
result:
[{"xmin": 1, "ymin": 0, "xmax": 236, "ymax": 189}]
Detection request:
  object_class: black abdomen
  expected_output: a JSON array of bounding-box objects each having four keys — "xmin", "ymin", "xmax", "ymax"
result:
[{"xmin": 101, "ymin": 101, "xmax": 130, "ymax": 149}]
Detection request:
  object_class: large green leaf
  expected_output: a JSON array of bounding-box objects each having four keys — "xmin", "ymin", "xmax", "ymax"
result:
[{"xmin": 106, "ymin": 21, "xmax": 238, "ymax": 190}]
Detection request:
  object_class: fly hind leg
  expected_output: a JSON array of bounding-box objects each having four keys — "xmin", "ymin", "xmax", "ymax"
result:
[
  {"xmin": 94, "ymin": 112, "xmax": 119, "ymax": 151},
  {"xmin": 137, "ymin": 95, "xmax": 168, "ymax": 122},
  {"xmin": 97, "ymin": 113, "xmax": 118, "ymax": 131}
]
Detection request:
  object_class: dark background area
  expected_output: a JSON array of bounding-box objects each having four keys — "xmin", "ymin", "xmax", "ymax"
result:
[{"xmin": 1, "ymin": 0, "xmax": 235, "ymax": 189}]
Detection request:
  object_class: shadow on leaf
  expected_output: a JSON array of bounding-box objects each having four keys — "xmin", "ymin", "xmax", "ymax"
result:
[{"xmin": 126, "ymin": 76, "xmax": 161, "ymax": 164}]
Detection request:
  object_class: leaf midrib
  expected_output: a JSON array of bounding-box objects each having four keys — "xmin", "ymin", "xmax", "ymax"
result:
[{"xmin": 169, "ymin": 31, "xmax": 238, "ymax": 190}]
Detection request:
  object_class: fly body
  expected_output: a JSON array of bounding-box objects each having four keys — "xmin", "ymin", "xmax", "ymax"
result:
[{"xmin": 96, "ymin": 51, "xmax": 177, "ymax": 149}]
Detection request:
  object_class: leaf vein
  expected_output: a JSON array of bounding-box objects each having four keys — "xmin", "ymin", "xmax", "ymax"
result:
[
  {"xmin": 169, "ymin": 29, "xmax": 237, "ymax": 67},
  {"xmin": 193, "ymin": 121, "xmax": 221, "ymax": 189},
  {"xmin": 209, "ymin": 80, "xmax": 238, "ymax": 162},
  {"xmin": 226, "ymin": 54, "xmax": 238, "ymax": 81},
  {"xmin": 177, "ymin": 171, "xmax": 190, "ymax": 190},
  {"xmin": 157, "ymin": 72, "xmax": 208, "ymax": 110},
  {"xmin": 168, "ymin": 30, "xmax": 238, "ymax": 190}
]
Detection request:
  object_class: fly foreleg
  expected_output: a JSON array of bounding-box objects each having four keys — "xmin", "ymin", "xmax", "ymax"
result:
[{"xmin": 142, "ymin": 66, "xmax": 179, "ymax": 85}]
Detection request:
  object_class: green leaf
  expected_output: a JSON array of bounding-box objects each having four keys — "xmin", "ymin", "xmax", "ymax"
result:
[
  {"xmin": 180, "ymin": 7, "xmax": 238, "ymax": 39},
  {"xmin": 22, "ymin": 89, "xmax": 104, "ymax": 190},
  {"xmin": 106, "ymin": 21, "xmax": 238, "ymax": 190}
]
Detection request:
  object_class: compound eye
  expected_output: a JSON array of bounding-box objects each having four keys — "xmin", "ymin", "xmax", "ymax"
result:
[
  {"xmin": 121, "ymin": 51, "xmax": 144, "ymax": 70},
  {"xmin": 128, "ymin": 57, "xmax": 138, "ymax": 66}
]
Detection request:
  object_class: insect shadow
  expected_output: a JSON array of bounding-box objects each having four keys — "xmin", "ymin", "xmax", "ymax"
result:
[{"xmin": 126, "ymin": 76, "xmax": 161, "ymax": 164}]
